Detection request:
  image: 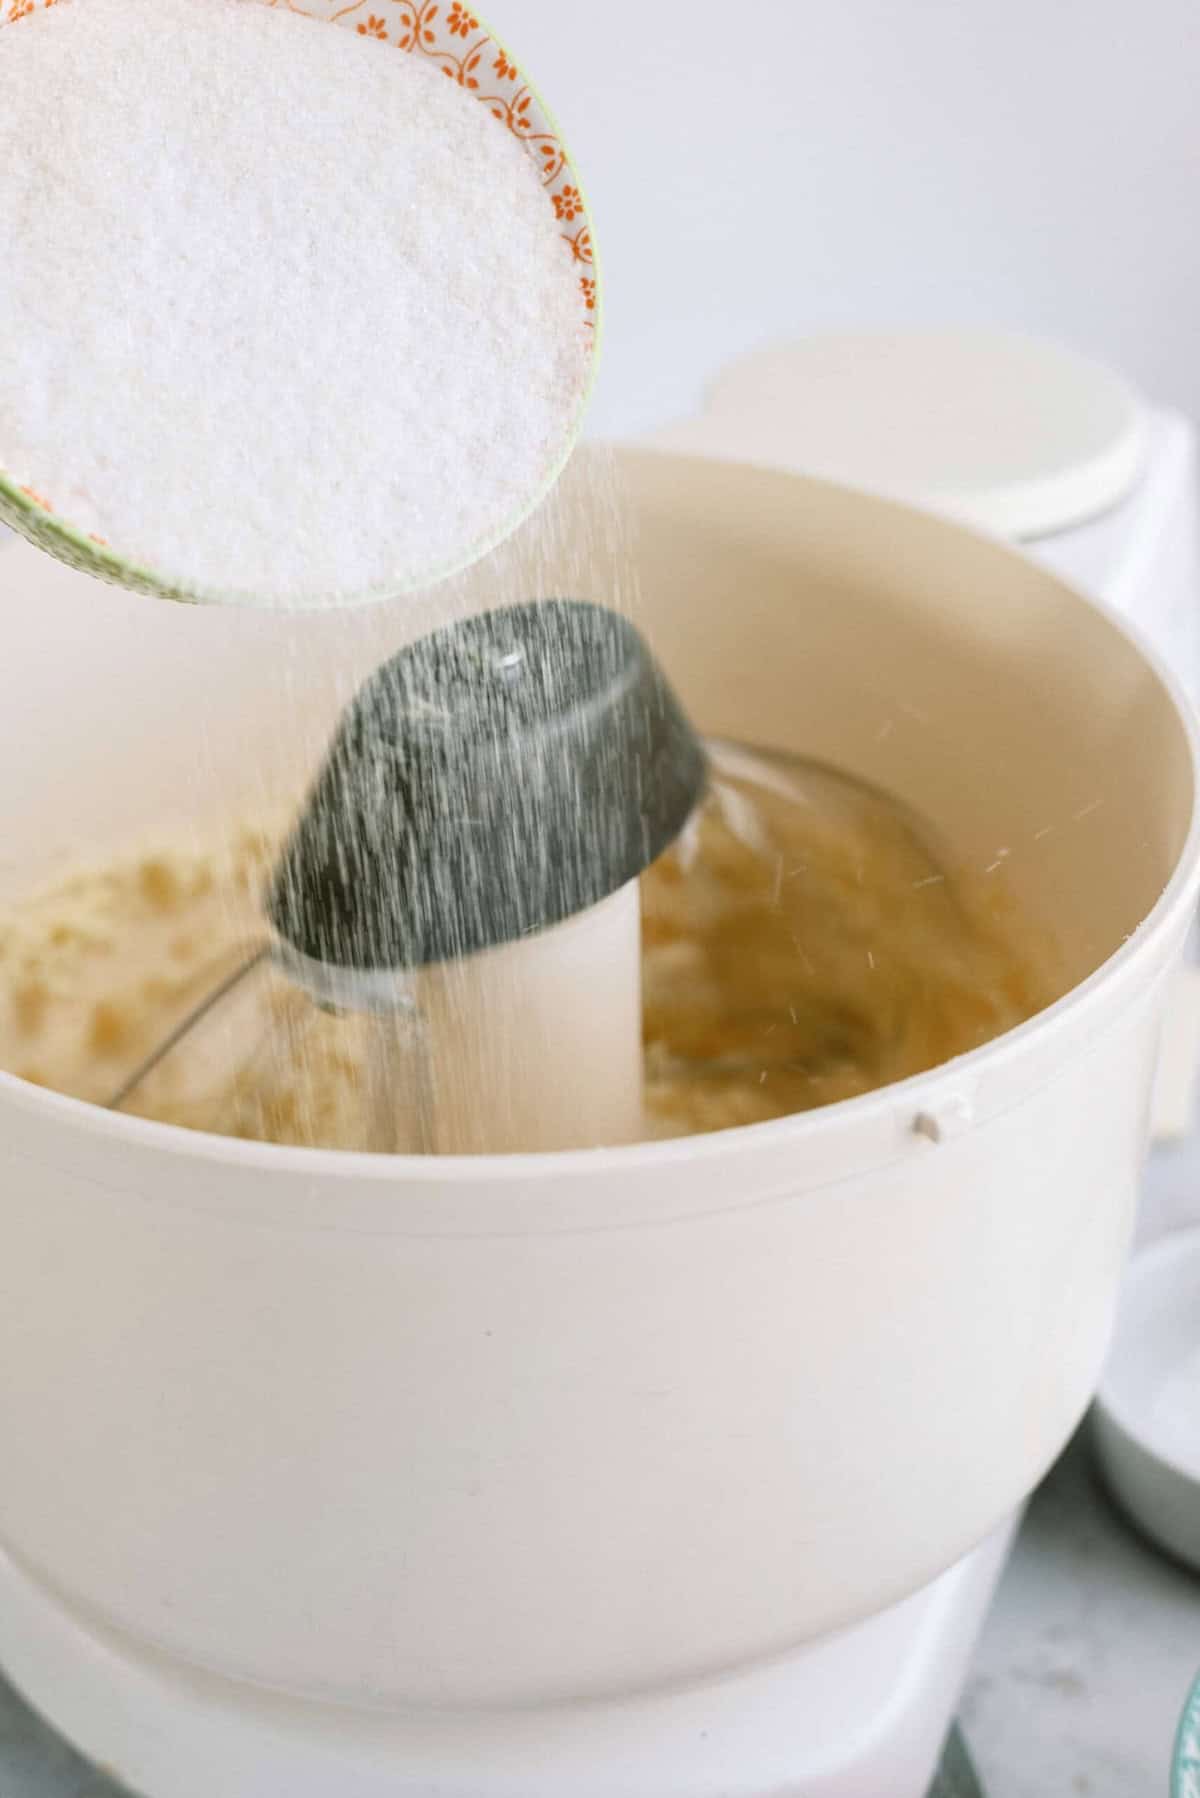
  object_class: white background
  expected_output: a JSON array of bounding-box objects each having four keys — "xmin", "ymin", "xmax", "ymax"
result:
[{"xmin": 495, "ymin": 0, "xmax": 1200, "ymax": 437}]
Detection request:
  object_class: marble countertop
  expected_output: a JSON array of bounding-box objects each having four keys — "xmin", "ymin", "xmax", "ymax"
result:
[
  {"xmin": 3, "ymin": 1133, "xmax": 1199, "ymax": 1797},
  {"xmin": 965, "ymin": 1431, "xmax": 1200, "ymax": 1796}
]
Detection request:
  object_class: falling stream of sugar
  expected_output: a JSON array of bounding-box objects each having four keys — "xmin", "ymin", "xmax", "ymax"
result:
[{"xmin": 191, "ymin": 442, "xmax": 651, "ymax": 1152}]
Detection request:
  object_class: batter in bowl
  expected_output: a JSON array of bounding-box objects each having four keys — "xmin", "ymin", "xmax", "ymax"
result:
[{"xmin": 0, "ymin": 747, "xmax": 1057, "ymax": 1149}]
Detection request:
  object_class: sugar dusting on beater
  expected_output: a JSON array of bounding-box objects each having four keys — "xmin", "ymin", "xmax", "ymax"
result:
[{"xmin": 0, "ymin": 0, "xmax": 593, "ymax": 606}]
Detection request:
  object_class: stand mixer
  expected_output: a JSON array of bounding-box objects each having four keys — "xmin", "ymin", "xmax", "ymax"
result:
[{"xmin": 0, "ymin": 433, "xmax": 1197, "ymax": 1798}]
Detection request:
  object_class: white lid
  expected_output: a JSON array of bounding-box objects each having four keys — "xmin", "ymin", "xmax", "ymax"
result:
[{"xmin": 652, "ymin": 330, "xmax": 1148, "ymax": 540}]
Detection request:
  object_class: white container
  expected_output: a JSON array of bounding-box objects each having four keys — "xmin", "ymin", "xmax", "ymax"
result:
[{"xmin": 0, "ymin": 448, "xmax": 1197, "ymax": 1714}]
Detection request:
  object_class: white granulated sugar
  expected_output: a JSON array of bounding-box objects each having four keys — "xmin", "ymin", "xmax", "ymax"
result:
[{"xmin": 0, "ymin": 0, "xmax": 591, "ymax": 605}]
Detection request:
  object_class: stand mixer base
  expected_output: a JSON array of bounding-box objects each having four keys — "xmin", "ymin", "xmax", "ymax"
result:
[{"xmin": 0, "ymin": 1524, "xmax": 1013, "ymax": 1798}]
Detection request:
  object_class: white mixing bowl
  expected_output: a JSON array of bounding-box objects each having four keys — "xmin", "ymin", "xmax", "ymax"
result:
[{"xmin": 0, "ymin": 448, "xmax": 1196, "ymax": 1711}]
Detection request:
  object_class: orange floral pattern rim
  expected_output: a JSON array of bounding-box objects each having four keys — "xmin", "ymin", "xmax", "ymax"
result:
[{"xmin": 0, "ymin": 0, "xmax": 599, "ymax": 603}]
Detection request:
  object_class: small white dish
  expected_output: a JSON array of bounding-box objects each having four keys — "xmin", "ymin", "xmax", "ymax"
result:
[{"xmin": 1093, "ymin": 1227, "xmax": 1200, "ymax": 1572}]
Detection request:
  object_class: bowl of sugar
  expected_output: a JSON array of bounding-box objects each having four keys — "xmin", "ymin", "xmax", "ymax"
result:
[
  {"xmin": 1093, "ymin": 1227, "xmax": 1200, "ymax": 1572},
  {"xmin": 0, "ymin": 0, "xmax": 598, "ymax": 608}
]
